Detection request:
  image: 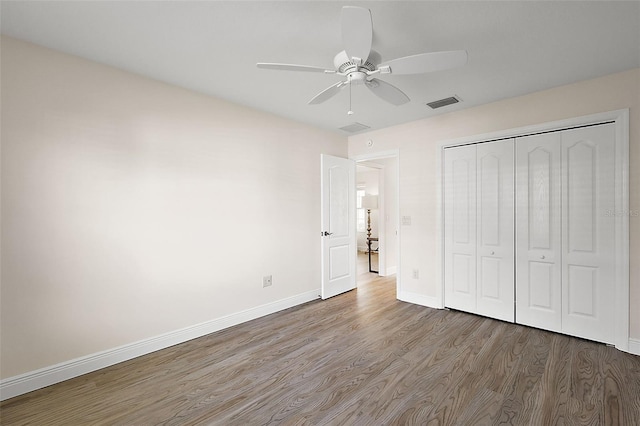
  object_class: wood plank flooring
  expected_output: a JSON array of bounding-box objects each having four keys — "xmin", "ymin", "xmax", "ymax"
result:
[{"xmin": 2, "ymin": 263, "xmax": 639, "ymax": 425}]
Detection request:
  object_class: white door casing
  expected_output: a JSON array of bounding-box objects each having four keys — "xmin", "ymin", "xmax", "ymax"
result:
[
  {"xmin": 515, "ymin": 132, "xmax": 562, "ymax": 332},
  {"xmin": 476, "ymin": 140, "xmax": 515, "ymax": 322},
  {"xmin": 321, "ymin": 154, "xmax": 356, "ymax": 299},
  {"xmin": 561, "ymin": 124, "xmax": 616, "ymax": 344},
  {"xmin": 444, "ymin": 144, "xmax": 477, "ymax": 312}
]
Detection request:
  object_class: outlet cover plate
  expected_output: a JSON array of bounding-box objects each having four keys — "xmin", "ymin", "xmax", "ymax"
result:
[{"xmin": 263, "ymin": 275, "xmax": 272, "ymax": 287}]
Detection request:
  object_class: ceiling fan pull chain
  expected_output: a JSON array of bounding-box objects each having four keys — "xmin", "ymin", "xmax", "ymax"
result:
[{"xmin": 347, "ymin": 75, "xmax": 354, "ymax": 115}]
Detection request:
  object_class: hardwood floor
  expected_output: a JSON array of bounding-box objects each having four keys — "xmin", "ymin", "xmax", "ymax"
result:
[{"xmin": 2, "ymin": 263, "xmax": 639, "ymax": 425}]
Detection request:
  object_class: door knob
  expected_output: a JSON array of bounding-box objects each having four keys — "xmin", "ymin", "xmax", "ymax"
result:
[
  {"xmin": 322, "ymin": 231, "xmax": 333, "ymax": 236},
  {"xmin": 541, "ymin": 255, "xmax": 546, "ymax": 259},
  {"xmin": 491, "ymin": 251, "xmax": 495, "ymax": 255}
]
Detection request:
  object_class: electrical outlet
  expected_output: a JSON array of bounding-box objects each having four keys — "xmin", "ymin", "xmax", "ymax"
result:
[
  {"xmin": 412, "ymin": 269, "xmax": 419, "ymax": 279},
  {"xmin": 262, "ymin": 275, "xmax": 272, "ymax": 288}
]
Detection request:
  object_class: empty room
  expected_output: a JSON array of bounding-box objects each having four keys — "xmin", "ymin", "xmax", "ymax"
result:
[{"xmin": 1, "ymin": 1, "xmax": 639, "ymax": 424}]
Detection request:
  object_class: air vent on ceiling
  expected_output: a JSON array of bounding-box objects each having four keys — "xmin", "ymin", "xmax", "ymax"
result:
[
  {"xmin": 426, "ymin": 96, "xmax": 461, "ymax": 109},
  {"xmin": 339, "ymin": 122, "xmax": 371, "ymax": 133}
]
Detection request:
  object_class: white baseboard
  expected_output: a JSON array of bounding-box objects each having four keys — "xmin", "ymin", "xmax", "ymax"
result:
[
  {"xmin": 398, "ymin": 290, "xmax": 442, "ymax": 309},
  {"xmin": 0, "ymin": 289, "xmax": 321, "ymax": 401},
  {"xmin": 628, "ymin": 338, "xmax": 640, "ymax": 356}
]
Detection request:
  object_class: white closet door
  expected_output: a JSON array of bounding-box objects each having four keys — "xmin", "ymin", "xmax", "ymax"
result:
[
  {"xmin": 561, "ymin": 124, "xmax": 616, "ymax": 344},
  {"xmin": 515, "ymin": 132, "xmax": 562, "ymax": 332},
  {"xmin": 476, "ymin": 140, "xmax": 515, "ymax": 322},
  {"xmin": 444, "ymin": 145, "xmax": 477, "ymax": 312}
]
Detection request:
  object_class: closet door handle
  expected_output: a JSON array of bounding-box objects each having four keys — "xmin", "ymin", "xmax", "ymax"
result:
[
  {"xmin": 490, "ymin": 251, "xmax": 495, "ymax": 255},
  {"xmin": 541, "ymin": 255, "xmax": 546, "ymax": 259}
]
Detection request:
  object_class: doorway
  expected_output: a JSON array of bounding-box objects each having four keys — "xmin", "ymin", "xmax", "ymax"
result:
[{"xmin": 353, "ymin": 152, "xmax": 399, "ymax": 296}]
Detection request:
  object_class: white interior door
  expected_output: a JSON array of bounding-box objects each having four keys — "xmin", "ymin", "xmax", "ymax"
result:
[
  {"xmin": 321, "ymin": 154, "xmax": 356, "ymax": 299},
  {"xmin": 476, "ymin": 140, "xmax": 515, "ymax": 322},
  {"xmin": 516, "ymin": 132, "xmax": 562, "ymax": 332},
  {"xmin": 444, "ymin": 145, "xmax": 477, "ymax": 312},
  {"xmin": 561, "ymin": 124, "xmax": 616, "ymax": 344}
]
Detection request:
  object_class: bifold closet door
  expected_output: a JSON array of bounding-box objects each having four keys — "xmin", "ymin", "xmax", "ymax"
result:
[
  {"xmin": 516, "ymin": 123, "xmax": 616, "ymax": 344},
  {"xmin": 444, "ymin": 144, "xmax": 477, "ymax": 313},
  {"xmin": 444, "ymin": 140, "xmax": 514, "ymax": 322},
  {"xmin": 516, "ymin": 132, "xmax": 562, "ymax": 333},
  {"xmin": 475, "ymin": 141, "xmax": 514, "ymax": 322},
  {"xmin": 561, "ymin": 124, "xmax": 615, "ymax": 344}
]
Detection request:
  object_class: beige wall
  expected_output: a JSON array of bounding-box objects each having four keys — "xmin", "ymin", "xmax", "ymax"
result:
[
  {"xmin": 349, "ymin": 68, "xmax": 640, "ymax": 339},
  {"xmin": 0, "ymin": 37, "xmax": 346, "ymax": 379}
]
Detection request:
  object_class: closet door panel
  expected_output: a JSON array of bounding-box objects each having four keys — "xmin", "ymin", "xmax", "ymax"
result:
[
  {"xmin": 444, "ymin": 145, "xmax": 477, "ymax": 312},
  {"xmin": 476, "ymin": 140, "xmax": 515, "ymax": 322},
  {"xmin": 561, "ymin": 124, "xmax": 616, "ymax": 344},
  {"xmin": 516, "ymin": 133, "xmax": 562, "ymax": 332}
]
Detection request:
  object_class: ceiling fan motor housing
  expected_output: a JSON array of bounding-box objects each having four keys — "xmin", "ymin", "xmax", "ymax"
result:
[{"xmin": 334, "ymin": 49, "xmax": 381, "ymax": 76}]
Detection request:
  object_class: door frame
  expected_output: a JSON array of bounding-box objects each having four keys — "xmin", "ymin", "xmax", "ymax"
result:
[
  {"xmin": 351, "ymin": 150, "xmax": 400, "ymax": 296},
  {"xmin": 436, "ymin": 109, "xmax": 630, "ymax": 352}
]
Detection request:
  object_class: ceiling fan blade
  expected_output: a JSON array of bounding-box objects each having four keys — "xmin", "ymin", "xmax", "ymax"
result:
[
  {"xmin": 257, "ymin": 63, "xmax": 333, "ymax": 73},
  {"xmin": 379, "ymin": 50, "xmax": 468, "ymax": 75},
  {"xmin": 365, "ymin": 78, "xmax": 410, "ymax": 106},
  {"xmin": 341, "ymin": 6, "xmax": 372, "ymax": 64},
  {"xmin": 308, "ymin": 81, "xmax": 347, "ymax": 105}
]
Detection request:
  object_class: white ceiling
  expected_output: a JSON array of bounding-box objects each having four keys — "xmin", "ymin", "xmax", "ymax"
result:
[{"xmin": 2, "ymin": 1, "xmax": 639, "ymax": 134}]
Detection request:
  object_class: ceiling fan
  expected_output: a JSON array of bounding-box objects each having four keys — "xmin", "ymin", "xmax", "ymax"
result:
[{"xmin": 257, "ymin": 6, "xmax": 468, "ymax": 110}]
